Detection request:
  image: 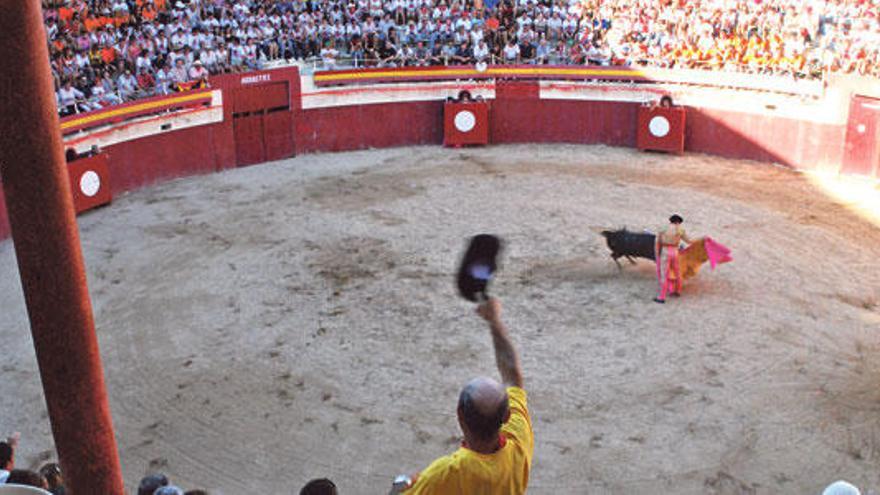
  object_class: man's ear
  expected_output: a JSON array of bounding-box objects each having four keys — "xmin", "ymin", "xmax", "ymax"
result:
[{"xmin": 456, "ymin": 407, "xmax": 469, "ymax": 435}]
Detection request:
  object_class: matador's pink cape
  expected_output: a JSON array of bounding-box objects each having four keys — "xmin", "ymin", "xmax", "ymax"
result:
[{"xmin": 670, "ymin": 236, "xmax": 733, "ymax": 281}]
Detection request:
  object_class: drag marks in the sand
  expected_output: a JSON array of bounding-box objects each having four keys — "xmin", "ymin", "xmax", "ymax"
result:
[
  {"xmin": 307, "ymin": 236, "xmax": 397, "ymax": 288},
  {"xmin": 303, "ymin": 171, "xmax": 426, "ymax": 211},
  {"xmin": 703, "ymin": 470, "xmax": 758, "ymax": 494}
]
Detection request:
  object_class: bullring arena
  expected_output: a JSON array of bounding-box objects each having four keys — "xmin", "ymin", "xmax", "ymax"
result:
[{"xmin": 2, "ymin": 65, "xmax": 880, "ymax": 494}]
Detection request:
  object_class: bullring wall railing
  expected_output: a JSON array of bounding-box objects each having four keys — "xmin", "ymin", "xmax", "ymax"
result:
[
  {"xmin": 310, "ymin": 64, "xmax": 825, "ymax": 98},
  {"xmin": 60, "ymin": 89, "xmax": 214, "ymax": 136},
  {"xmin": 0, "ymin": 65, "xmax": 877, "ymax": 242}
]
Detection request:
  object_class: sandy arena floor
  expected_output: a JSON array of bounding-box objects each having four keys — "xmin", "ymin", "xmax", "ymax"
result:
[{"xmin": 1, "ymin": 144, "xmax": 879, "ymax": 494}]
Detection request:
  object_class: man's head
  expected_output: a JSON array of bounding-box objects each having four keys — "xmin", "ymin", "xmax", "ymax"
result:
[
  {"xmin": 154, "ymin": 486, "xmax": 185, "ymax": 495},
  {"xmin": 300, "ymin": 478, "xmax": 337, "ymax": 495},
  {"xmin": 138, "ymin": 473, "xmax": 169, "ymax": 495},
  {"xmin": 0, "ymin": 441, "xmax": 13, "ymax": 470},
  {"xmin": 6, "ymin": 469, "xmax": 48, "ymax": 488},
  {"xmin": 669, "ymin": 214, "xmax": 683, "ymax": 224},
  {"xmin": 822, "ymin": 480, "xmax": 861, "ymax": 495},
  {"xmin": 39, "ymin": 463, "xmax": 63, "ymax": 489},
  {"xmin": 457, "ymin": 377, "xmax": 509, "ymax": 444}
]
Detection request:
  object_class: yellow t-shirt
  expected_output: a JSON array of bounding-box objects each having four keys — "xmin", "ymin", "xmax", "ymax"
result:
[{"xmin": 406, "ymin": 387, "xmax": 534, "ymax": 495}]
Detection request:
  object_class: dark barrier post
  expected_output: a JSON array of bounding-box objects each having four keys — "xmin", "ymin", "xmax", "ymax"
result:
[{"xmin": 0, "ymin": 1, "xmax": 125, "ymax": 493}]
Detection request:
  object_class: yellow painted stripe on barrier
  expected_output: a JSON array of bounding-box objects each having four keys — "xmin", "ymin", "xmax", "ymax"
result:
[
  {"xmin": 60, "ymin": 92, "xmax": 212, "ymax": 130},
  {"xmin": 314, "ymin": 67, "xmax": 646, "ymax": 82},
  {"xmin": 485, "ymin": 67, "xmax": 644, "ymax": 77},
  {"xmin": 315, "ymin": 68, "xmax": 481, "ymax": 81}
]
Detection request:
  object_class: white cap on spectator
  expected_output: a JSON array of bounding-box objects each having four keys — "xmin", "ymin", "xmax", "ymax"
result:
[{"xmin": 823, "ymin": 481, "xmax": 861, "ymax": 495}]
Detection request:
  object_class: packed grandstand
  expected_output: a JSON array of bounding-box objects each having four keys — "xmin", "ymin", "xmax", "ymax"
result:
[{"xmin": 48, "ymin": 0, "xmax": 880, "ymax": 114}]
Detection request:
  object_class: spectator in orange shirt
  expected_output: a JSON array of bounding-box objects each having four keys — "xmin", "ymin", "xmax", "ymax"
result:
[
  {"xmin": 101, "ymin": 45, "xmax": 117, "ymax": 65},
  {"xmin": 58, "ymin": 5, "xmax": 74, "ymax": 24},
  {"xmin": 142, "ymin": 3, "xmax": 158, "ymax": 22}
]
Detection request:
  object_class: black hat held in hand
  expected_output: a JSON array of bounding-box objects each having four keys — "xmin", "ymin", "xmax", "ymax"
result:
[{"xmin": 457, "ymin": 234, "xmax": 503, "ymax": 302}]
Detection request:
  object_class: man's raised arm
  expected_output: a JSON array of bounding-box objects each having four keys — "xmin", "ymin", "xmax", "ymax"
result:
[{"xmin": 477, "ymin": 298, "xmax": 523, "ymax": 388}]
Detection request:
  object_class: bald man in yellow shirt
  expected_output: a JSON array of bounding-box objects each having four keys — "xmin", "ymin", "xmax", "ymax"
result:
[{"xmin": 398, "ymin": 298, "xmax": 533, "ymax": 495}]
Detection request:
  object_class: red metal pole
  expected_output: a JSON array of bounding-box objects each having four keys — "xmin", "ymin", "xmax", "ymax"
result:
[{"xmin": 0, "ymin": 1, "xmax": 125, "ymax": 494}]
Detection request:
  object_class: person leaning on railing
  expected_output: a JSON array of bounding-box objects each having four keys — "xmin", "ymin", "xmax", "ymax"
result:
[
  {"xmin": 57, "ymin": 80, "xmax": 88, "ymax": 116},
  {"xmin": 451, "ymin": 40, "xmax": 473, "ymax": 65}
]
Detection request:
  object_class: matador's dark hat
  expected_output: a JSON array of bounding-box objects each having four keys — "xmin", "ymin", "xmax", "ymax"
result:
[{"xmin": 456, "ymin": 234, "xmax": 503, "ymax": 303}]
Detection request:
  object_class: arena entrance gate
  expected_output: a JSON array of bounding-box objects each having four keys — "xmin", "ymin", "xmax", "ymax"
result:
[
  {"xmin": 232, "ymin": 82, "xmax": 294, "ymax": 166},
  {"xmin": 842, "ymin": 95, "xmax": 880, "ymax": 178}
]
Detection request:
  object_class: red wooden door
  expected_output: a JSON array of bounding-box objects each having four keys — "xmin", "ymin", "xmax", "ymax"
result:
[
  {"xmin": 842, "ymin": 95, "xmax": 880, "ymax": 177},
  {"xmin": 263, "ymin": 110, "xmax": 294, "ymax": 162},
  {"xmin": 234, "ymin": 113, "xmax": 266, "ymax": 166}
]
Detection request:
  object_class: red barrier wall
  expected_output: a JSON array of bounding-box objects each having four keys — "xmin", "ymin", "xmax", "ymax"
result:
[
  {"xmin": 486, "ymin": 80, "xmax": 640, "ymax": 145},
  {"xmin": 296, "ymin": 101, "xmax": 444, "ymax": 153},
  {"xmin": 102, "ymin": 124, "xmax": 229, "ymax": 194},
  {"xmin": 491, "ymin": 99, "xmax": 639, "ymax": 146},
  {"xmin": 686, "ymin": 107, "xmax": 846, "ymax": 172}
]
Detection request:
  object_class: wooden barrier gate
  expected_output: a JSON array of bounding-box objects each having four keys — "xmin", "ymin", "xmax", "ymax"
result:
[{"xmin": 232, "ymin": 82, "xmax": 294, "ymax": 166}]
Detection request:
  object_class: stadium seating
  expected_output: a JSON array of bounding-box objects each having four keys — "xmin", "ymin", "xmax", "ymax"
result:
[{"xmin": 44, "ymin": 0, "xmax": 879, "ymax": 114}]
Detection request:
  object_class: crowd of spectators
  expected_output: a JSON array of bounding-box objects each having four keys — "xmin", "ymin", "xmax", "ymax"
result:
[
  {"xmin": 45, "ymin": 0, "xmax": 880, "ymax": 111},
  {"xmin": 44, "ymin": 0, "xmax": 880, "ymax": 114},
  {"xmin": 2, "ymin": 434, "xmax": 214, "ymax": 495},
  {"xmin": 1, "ymin": 434, "xmax": 65, "ymax": 494},
  {"xmin": 2, "ymin": 433, "xmax": 339, "ymax": 494},
  {"xmin": 136, "ymin": 473, "xmax": 208, "ymax": 495}
]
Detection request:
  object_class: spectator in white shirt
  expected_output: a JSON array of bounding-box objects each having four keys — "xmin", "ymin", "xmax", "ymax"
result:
[
  {"xmin": 156, "ymin": 63, "xmax": 173, "ymax": 94},
  {"xmin": 171, "ymin": 57, "xmax": 190, "ymax": 83},
  {"xmin": 473, "ymin": 39, "xmax": 490, "ymax": 62},
  {"xmin": 189, "ymin": 60, "xmax": 209, "ymax": 81},
  {"xmin": 117, "ymin": 69, "xmax": 140, "ymax": 100},
  {"xmin": 58, "ymin": 80, "xmax": 86, "ymax": 116},
  {"xmin": 502, "ymin": 38, "xmax": 520, "ymax": 64},
  {"xmin": 320, "ymin": 40, "xmax": 339, "ymax": 69}
]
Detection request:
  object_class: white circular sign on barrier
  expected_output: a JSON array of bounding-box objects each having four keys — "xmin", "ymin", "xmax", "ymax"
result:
[
  {"xmin": 454, "ymin": 110, "xmax": 477, "ymax": 133},
  {"xmin": 648, "ymin": 116, "xmax": 671, "ymax": 138},
  {"xmin": 80, "ymin": 170, "xmax": 101, "ymax": 197}
]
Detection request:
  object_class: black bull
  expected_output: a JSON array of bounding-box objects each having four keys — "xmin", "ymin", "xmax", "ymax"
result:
[{"xmin": 600, "ymin": 229, "xmax": 656, "ymax": 268}]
